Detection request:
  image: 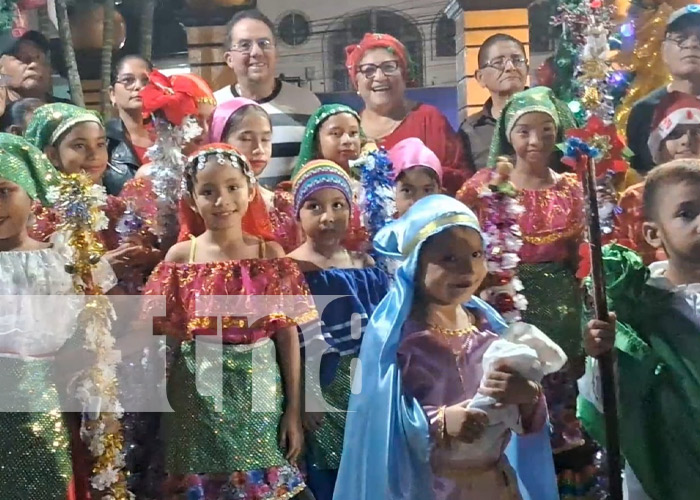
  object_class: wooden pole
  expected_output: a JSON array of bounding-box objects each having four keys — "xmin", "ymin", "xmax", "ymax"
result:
[
  {"xmin": 54, "ymin": 0, "xmax": 84, "ymax": 107},
  {"xmin": 140, "ymin": 0, "xmax": 156, "ymax": 60},
  {"xmin": 584, "ymin": 156, "xmax": 623, "ymax": 500},
  {"xmin": 100, "ymin": 0, "xmax": 116, "ymax": 117}
]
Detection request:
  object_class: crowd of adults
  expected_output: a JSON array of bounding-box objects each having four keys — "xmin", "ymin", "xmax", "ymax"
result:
[{"xmin": 0, "ymin": 7, "xmax": 680, "ymax": 192}]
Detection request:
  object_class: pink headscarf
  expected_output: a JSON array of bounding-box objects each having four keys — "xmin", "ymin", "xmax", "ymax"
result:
[
  {"xmin": 388, "ymin": 138, "xmax": 443, "ymax": 183},
  {"xmin": 209, "ymin": 97, "xmax": 261, "ymax": 143}
]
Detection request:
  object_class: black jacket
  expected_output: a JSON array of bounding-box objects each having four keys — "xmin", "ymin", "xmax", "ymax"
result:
[
  {"xmin": 626, "ymin": 86, "xmax": 668, "ymax": 175},
  {"xmin": 103, "ymin": 118, "xmax": 142, "ymax": 196}
]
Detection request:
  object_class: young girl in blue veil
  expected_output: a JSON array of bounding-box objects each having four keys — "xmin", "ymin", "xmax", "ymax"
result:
[{"xmin": 333, "ymin": 194, "xmax": 559, "ymax": 500}]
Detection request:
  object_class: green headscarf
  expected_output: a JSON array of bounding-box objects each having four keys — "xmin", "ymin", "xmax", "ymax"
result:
[
  {"xmin": 25, "ymin": 103, "xmax": 103, "ymax": 152},
  {"xmin": 292, "ymin": 104, "xmax": 362, "ymax": 177},
  {"xmin": 0, "ymin": 133, "xmax": 60, "ymax": 205},
  {"xmin": 487, "ymin": 86, "xmax": 578, "ymax": 167}
]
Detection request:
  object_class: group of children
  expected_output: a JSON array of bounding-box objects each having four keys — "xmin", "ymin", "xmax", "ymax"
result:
[{"xmin": 3, "ymin": 13, "xmax": 700, "ymax": 500}]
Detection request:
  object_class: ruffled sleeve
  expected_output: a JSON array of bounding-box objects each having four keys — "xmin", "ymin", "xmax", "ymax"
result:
[
  {"xmin": 141, "ymin": 262, "xmax": 187, "ymax": 339},
  {"xmin": 29, "ymin": 201, "xmax": 60, "ymax": 242},
  {"xmin": 456, "ymin": 169, "xmax": 491, "ymax": 218},
  {"xmin": 271, "ymin": 190, "xmax": 302, "ymax": 253}
]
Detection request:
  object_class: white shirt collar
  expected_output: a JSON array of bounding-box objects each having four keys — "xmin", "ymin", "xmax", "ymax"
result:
[{"xmin": 647, "ymin": 260, "xmax": 700, "ymax": 295}]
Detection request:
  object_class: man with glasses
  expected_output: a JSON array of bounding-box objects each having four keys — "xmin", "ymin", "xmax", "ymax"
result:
[
  {"xmin": 0, "ymin": 30, "xmax": 69, "ymax": 114},
  {"xmin": 214, "ymin": 9, "xmax": 321, "ymax": 187},
  {"xmin": 460, "ymin": 34, "xmax": 528, "ymax": 169},
  {"xmin": 628, "ymin": 5, "xmax": 700, "ymax": 174}
]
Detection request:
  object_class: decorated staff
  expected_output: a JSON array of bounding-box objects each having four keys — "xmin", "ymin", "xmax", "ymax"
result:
[
  {"xmin": 47, "ymin": 174, "xmax": 129, "ymax": 499},
  {"xmin": 555, "ymin": 0, "xmax": 635, "ymax": 498}
]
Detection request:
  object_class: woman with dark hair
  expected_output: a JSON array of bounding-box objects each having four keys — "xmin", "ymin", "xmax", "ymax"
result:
[
  {"xmin": 0, "ymin": 97, "xmax": 42, "ymax": 135},
  {"xmin": 103, "ymin": 54, "xmax": 155, "ymax": 195}
]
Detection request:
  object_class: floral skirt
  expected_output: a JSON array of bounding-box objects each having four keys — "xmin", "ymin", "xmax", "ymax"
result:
[{"xmin": 164, "ymin": 466, "xmax": 306, "ymax": 500}]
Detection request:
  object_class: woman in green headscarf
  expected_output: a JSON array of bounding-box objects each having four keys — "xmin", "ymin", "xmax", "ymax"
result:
[
  {"xmin": 458, "ymin": 87, "xmax": 598, "ymax": 498},
  {"xmin": 291, "ymin": 104, "xmax": 362, "ymax": 177},
  {"xmin": 0, "ymin": 133, "xmax": 117, "ymax": 499}
]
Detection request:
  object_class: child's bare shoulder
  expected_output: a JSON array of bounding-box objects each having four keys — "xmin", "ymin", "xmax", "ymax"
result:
[
  {"xmin": 164, "ymin": 241, "xmax": 191, "ymax": 263},
  {"xmin": 351, "ymin": 250, "xmax": 375, "ymax": 269}
]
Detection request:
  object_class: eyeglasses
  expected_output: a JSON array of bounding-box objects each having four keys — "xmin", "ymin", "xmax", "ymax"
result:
[
  {"xmin": 115, "ymin": 75, "xmax": 149, "ymax": 90},
  {"xmin": 229, "ymin": 38, "xmax": 275, "ymax": 54},
  {"xmin": 666, "ymin": 126, "xmax": 700, "ymax": 141},
  {"xmin": 665, "ymin": 34, "xmax": 700, "ymax": 48},
  {"xmin": 356, "ymin": 60, "xmax": 400, "ymax": 79},
  {"xmin": 481, "ymin": 55, "xmax": 528, "ymax": 71}
]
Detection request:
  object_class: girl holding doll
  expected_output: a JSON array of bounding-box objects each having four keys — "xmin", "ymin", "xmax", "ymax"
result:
[{"xmin": 334, "ymin": 195, "xmax": 559, "ymax": 500}]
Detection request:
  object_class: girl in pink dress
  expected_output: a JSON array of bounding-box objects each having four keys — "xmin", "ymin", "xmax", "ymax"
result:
[
  {"xmin": 458, "ymin": 87, "xmax": 596, "ymax": 497},
  {"xmin": 143, "ymin": 144, "xmax": 316, "ymax": 500}
]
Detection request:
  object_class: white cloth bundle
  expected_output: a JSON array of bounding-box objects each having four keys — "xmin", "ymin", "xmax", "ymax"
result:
[{"xmin": 458, "ymin": 323, "xmax": 566, "ymax": 461}]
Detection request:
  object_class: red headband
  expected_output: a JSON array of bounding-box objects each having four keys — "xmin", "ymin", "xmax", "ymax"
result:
[
  {"xmin": 140, "ymin": 70, "xmax": 215, "ymax": 126},
  {"xmin": 345, "ymin": 33, "xmax": 408, "ymax": 87}
]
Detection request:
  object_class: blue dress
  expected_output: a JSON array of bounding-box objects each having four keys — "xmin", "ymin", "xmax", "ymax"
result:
[{"xmin": 301, "ymin": 266, "xmax": 390, "ymax": 500}]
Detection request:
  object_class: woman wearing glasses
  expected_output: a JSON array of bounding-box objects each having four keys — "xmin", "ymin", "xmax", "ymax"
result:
[
  {"xmin": 345, "ymin": 33, "xmax": 471, "ymax": 195},
  {"xmin": 104, "ymin": 54, "xmax": 156, "ymax": 195},
  {"xmin": 460, "ymin": 34, "xmax": 529, "ymax": 170}
]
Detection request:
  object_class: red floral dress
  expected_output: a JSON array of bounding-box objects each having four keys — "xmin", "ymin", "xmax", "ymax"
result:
[{"xmin": 142, "ymin": 255, "xmax": 318, "ymax": 500}]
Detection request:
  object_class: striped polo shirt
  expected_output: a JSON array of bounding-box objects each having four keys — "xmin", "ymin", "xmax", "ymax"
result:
[{"xmin": 214, "ymin": 79, "xmax": 321, "ymax": 188}]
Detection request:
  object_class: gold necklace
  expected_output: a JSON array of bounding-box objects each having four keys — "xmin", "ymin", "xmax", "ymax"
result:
[{"xmin": 427, "ymin": 323, "xmax": 478, "ymax": 337}]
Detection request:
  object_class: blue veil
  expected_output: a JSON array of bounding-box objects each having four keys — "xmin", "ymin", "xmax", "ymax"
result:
[{"xmin": 333, "ymin": 194, "xmax": 558, "ymax": 500}]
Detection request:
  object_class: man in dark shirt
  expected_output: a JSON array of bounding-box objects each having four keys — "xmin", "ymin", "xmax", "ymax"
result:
[
  {"xmin": 627, "ymin": 5, "xmax": 700, "ymax": 174},
  {"xmin": 0, "ymin": 30, "xmax": 70, "ymax": 112},
  {"xmin": 460, "ymin": 33, "xmax": 528, "ymax": 169}
]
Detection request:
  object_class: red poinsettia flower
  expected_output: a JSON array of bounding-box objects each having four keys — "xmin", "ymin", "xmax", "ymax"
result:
[
  {"xmin": 576, "ymin": 242, "xmax": 592, "ymax": 280},
  {"xmin": 564, "ymin": 116, "xmax": 630, "ymax": 180},
  {"xmin": 140, "ymin": 69, "xmax": 198, "ymax": 126}
]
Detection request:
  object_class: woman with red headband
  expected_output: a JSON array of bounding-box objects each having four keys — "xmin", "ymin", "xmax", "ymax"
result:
[{"xmin": 345, "ymin": 33, "xmax": 473, "ymax": 195}]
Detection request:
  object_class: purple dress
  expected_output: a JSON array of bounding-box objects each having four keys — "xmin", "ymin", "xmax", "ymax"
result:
[{"xmin": 397, "ymin": 318, "xmax": 547, "ymax": 500}]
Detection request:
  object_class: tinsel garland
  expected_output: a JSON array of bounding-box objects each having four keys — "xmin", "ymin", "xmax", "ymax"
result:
[
  {"xmin": 552, "ymin": 0, "xmax": 618, "ymax": 121},
  {"xmin": 349, "ymin": 142, "xmax": 395, "ymax": 240},
  {"xmin": 144, "ymin": 115, "xmax": 202, "ymax": 250},
  {"xmin": 477, "ymin": 157, "xmax": 527, "ymax": 324},
  {"xmin": 614, "ymin": 2, "xmax": 674, "ymax": 138},
  {"xmin": 46, "ymin": 173, "xmax": 130, "ymax": 500}
]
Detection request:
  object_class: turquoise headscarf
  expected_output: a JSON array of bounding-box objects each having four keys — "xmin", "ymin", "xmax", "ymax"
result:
[
  {"xmin": 334, "ymin": 194, "xmax": 559, "ymax": 500},
  {"xmin": 292, "ymin": 104, "xmax": 361, "ymax": 177}
]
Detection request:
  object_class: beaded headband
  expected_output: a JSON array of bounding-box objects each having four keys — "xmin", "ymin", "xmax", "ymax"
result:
[
  {"xmin": 292, "ymin": 159, "xmax": 354, "ymax": 217},
  {"xmin": 185, "ymin": 146, "xmax": 257, "ymax": 184}
]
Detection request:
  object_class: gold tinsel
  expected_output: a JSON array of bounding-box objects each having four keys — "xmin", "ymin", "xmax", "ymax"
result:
[
  {"xmin": 49, "ymin": 173, "xmax": 130, "ymax": 499},
  {"xmin": 614, "ymin": 3, "xmax": 674, "ymax": 138},
  {"xmin": 583, "ymin": 86, "xmax": 603, "ymax": 109}
]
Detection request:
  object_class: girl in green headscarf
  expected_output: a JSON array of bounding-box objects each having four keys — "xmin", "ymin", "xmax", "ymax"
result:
[
  {"xmin": 24, "ymin": 103, "xmax": 160, "ymax": 281},
  {"xmin": 0, "ymin": 133, "xmax": 117, "ymax": 499},
  {"xmin": 458, "ymin": 87, "xmax": 598, "ymax": 498},
  {"xmin": 292, "ymin": 104, "xmax": 362, "ymax": 177}
]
